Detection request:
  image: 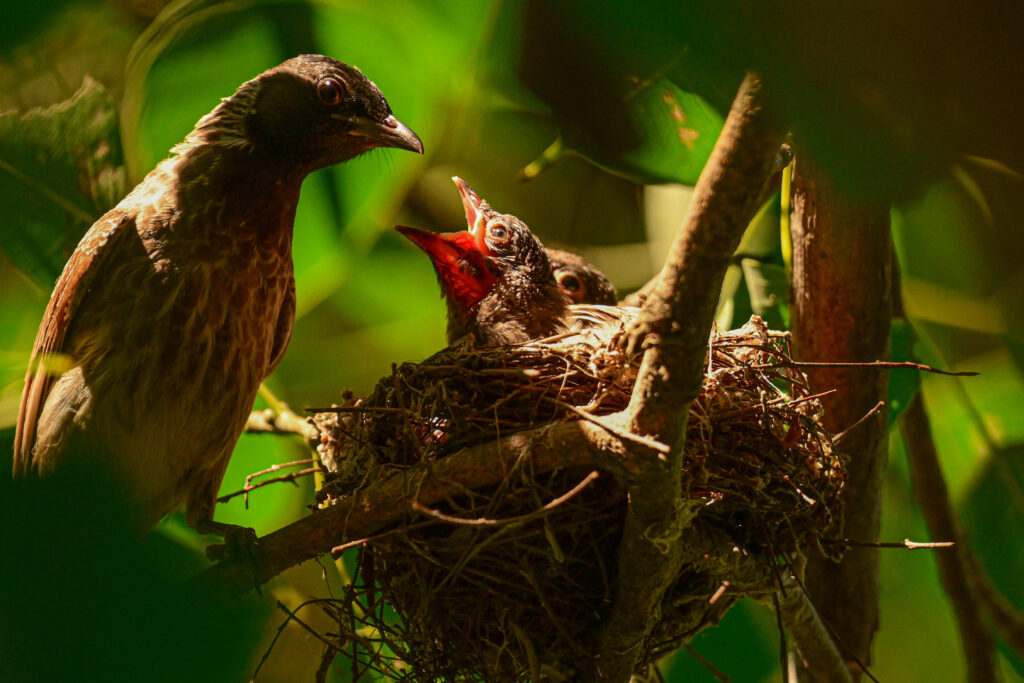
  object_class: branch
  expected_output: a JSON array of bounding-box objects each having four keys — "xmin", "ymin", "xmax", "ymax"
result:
[
  {"xmin": 185, "ymin": 419, "xmax": 628, "ymax": 597},
  {"xmin": 901, "ymin": 391, "xmax": 999, "ymax": 681},
  {"xmin": 789, "ymin": 148, "xmax": 892, "ymax": 679},
  {"xmin": 595, "ymin": 73, "xmax": 786, "ymax": 680},
  {"xmin": 245, "ymin": 406, "xmax": 319, "ymax": 446},
  {"xmin": 769, "ymin": 579, "xmax": 855, "ymax": 683}
]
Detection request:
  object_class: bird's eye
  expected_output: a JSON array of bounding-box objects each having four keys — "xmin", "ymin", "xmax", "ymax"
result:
[
  {"xmin": 317, "ymin": 78, "xmax": 345, "ymax": 105},
  {"xmin": 487, "ymin": 223, "xmax": 509, "ymax": 242},
  {"xmin": 558, "ymin": 272, "xmax": 583, "ymax": 294}
]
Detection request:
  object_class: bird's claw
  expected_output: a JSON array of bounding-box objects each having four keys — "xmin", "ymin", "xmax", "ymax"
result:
[
  {"xmin": 624, "ymin": 314, "xmax": 658, "ymax": 357},
  {"xmin": 199, "ymin": 521, "xmax": 259, "ymax": 562}
]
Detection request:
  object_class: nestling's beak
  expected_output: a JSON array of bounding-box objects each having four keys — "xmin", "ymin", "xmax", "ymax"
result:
[
  {"xmin": 396, "ymin": 225, "xmax": 495, "ymax": 311},
  {"xmin": 352, "ymin": 114, "xmax": 423, "ymax": 154},
  {"xmin": 452, "ymin": 177, "xmax": 490, "ymax": 254}
]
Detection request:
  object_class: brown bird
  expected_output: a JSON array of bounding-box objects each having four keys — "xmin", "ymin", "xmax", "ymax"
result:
[
  {"xmin": 13, "ymin": 55, "xmax": 423, "ymax": 538},
  {"xmin": 397, "ymin": 177, "xmax": 570, "ymax": 345},
  {"xmin": 546, "ymin": 248, "xmax": 617, "ymax": 306}
]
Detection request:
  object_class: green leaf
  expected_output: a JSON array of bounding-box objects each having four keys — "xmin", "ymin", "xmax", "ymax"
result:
[
  {"xmin": 961, "ymin": 443, "xmax": 1024, "ymax": 676},
  {"xmin": 529, "ymin": 78, "xmax": 724, "ymax": 185},
  {"xmin": 887, "ymin": 318, "xmax": 922, "ymax": 427},
  {"xmin": 0, "ymin": 77, "xmax": 125, "ymax": 287},
  {"xmin": 740, "ymin": 259, "xmax": 788, "ymax": 330}
]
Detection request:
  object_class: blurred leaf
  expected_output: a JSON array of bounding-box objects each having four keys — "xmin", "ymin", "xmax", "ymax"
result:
[
  {"xmin": 565, "ymin": 79, "xmax": 724, "ymax": 185},
  {"xmin": 658, "ymin": 599, "xmax": 778, "ymax": 681},
  {"xmin": 737, "ymin": 195, "xmax": 787, "ymax": 329},
  {"xmin": 962, "ymin": 444, "xmax": 1024, "ymax": 621},
  {"xmin": 0, "ymin": 76, "xmax": 125, "ymax": 287},
  {"xmin": 517, "ymin": 1, "xmax": 723, "ymax": 185},
  {"xmin": 518, "ymin": 0, "xmax": 1024, "ymax": 201},
  {"xmin": 876, "ymin": 445, "xmax": 972, "ymax": 680},
  {"xmin": 0, "ymin": 465, "xmax": 268, "ymax": 682},
  {"xmin": 714, "ymin": 264, "xmax": 743, "ymax": 330},
  {"xmin": 887, "ymin": 318, "xmax": 921, "ymax": 427},
  {"xmin": 520, "ymin": 75, "xmax": 723, "ymax": 185},
  {"xmin": 740, "ymin": 259, "xmax": 787, "ymax": 330}
]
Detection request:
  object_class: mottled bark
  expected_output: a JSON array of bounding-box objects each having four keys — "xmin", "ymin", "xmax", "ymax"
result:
[
  {"xmin": 595, "ymin": 73, "xmax": 785, "ymax": 681},
  {"xmin": 789, "ymin": 153, "xmax": 891, "ymax": 679}
]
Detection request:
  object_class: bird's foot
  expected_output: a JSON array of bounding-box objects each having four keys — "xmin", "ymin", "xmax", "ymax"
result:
[
  {"xmin": 624, "ymin": 310, "xmax": 660, "ymax": 357},
  {"xmin": 196, "ymin": 519, "xmax": 259, "ymax": 562}
]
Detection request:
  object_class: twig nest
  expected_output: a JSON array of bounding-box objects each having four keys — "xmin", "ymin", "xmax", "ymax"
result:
[{"xmin": 312, "ymin": 315, "xmax": 844, "ymax": 680}]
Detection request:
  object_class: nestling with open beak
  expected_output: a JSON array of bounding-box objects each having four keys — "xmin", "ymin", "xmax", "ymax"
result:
[{"xmin": 397, "ymin": 178, "xmax": 572, "ymax": 346}]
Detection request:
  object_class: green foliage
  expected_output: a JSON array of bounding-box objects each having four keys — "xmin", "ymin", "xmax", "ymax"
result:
[
  {"xmin": 1, "ymin": 0, "xmax": 1022, "ymax": 680},
  {"xmin": 0, "ymin": 77, "xmax": 125, "ymax": 287}
]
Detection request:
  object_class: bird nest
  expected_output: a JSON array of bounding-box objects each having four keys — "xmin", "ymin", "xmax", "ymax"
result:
[{"xmin": 311, "ymin": 315, "xmax": 844, "ymax": 681}]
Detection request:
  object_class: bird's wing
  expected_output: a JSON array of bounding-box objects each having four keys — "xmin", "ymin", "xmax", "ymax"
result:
[
  {"xmin": 13, "ymin": 212, "xmax": 134, "ymax": 475},
  {"xmin": 569, "ymin": 304, "xmax": 639, "ymax": 329},
  {"xmin": 266, "ymin": 275, "xmax": 296, "ymax": 376}
]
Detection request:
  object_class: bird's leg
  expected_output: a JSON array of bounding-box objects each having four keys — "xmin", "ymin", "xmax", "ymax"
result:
[{"xmin": 195, "ymin": 517, "xmax": 259, "ymax": 562}]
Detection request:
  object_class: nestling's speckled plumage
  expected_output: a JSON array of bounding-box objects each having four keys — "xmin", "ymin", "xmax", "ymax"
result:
[{"xmin": 14, "ymin": 54, "xmax": 422, "ymax": 533}]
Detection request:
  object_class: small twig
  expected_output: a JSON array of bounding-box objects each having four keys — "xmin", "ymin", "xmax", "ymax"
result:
[
  {"xmin": 680, "ymin": 643, "xmax": 732, "ymax": 682},
  {"xmin": 217, "ymin": 461, "xmax": 318, "ymax": 505},
  {"xmin": 330, "ymin": 519, "xmax": 442, "ymax": 556},
  {"xmin": 709, "ymin": 580, "xmax": 731, "ymax": 605},
  {"xmin": 832, "ymin": 401, "xmax": 886, "ymax": 444},
  {"xmin": 754, "ymin": 359, "xmax": 977, "ymax": 377},
  {"xmin": 770, "ymin": 592, "xmax": 789, "ymax": 683},
  {"xmin": 820, "ymin": 537, "xmax": 955, "ymax": 550},
  {"xmin": 251, "ymin": 599, "xmax": 345, "ymax": 681},
  {"xmin": 307, "ymin": 405, "xmax": 408, "ymax": 415},
  {"xmin": 553, "ymin": 400, "xmax": 671, "ymax": 454},
  {"xmin": 410, "ymin": 471, "xmax": 600, "ymax": 527},
  {"xmin": 712, "ymin": 389, "xmax": 836, "ymax": 421},
  {"xmin": 276, "ymin": 600, "xmax": 345, "ymax": 652}
]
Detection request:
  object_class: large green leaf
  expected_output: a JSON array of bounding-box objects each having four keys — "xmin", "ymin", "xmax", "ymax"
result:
[
  {"xmin": 521, "ymin": 77, "xmax": 723, "ymax": 185},
  {"xmin": 961, "ymin": 444, "xmax": 1024, "ymax": 676},
  {"xmin": 887, "ymin": 318, "xmax": 922, "ymax": 427},
  {"xmin": 0, "ymin": 77, "xmax": 125, "ymax": 287}
]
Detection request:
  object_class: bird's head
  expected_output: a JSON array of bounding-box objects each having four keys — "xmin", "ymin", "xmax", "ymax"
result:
[
  {"xmin": 546, "ymin": 248, "xmax": 618, "ymax": 305},
  {"xmin": 397, "ymin": 177, "xmax": 555, "ymax": 319},
  {"xmin": 185, "ymin": 54, "xmax": 422, "ymax": 170}
]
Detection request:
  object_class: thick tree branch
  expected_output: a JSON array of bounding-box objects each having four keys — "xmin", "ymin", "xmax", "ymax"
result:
[
  {"xmin": 789, "ymin": 152, "xmax": 891, "ymax": 679},
  {"xmin": 595, "ymin": 73, "xmax": 786, "ymax": 680},
  {"xmin": 186, "ymin": 419, "xmax": 628, "ymax": 597},
  {"xmin": 901, "ymin": 391, "xmax": 999, "ymax": 682}
]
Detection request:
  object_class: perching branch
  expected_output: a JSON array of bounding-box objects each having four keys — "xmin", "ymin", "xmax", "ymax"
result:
[
  {"xmin": 186, "ymin": 419, "xmax": 628, "ymax": 597},
  {"xmin": 595, "ymin": 72, "xmax": 786, "ymax": 681}
]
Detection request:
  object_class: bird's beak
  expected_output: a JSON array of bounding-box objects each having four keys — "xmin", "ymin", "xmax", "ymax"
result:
[
  {"xmin": 351, "ymin": 114, "xmax": 423, "ymax": 154},
  {"xmin": 396, "ymin": 225, "xmax": 495, "ymax": 309},
  {"xmin": 452, "ymin": 177, "xmax": 489, "ymax": 254}
]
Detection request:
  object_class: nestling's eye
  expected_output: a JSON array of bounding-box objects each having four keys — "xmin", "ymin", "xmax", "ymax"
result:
[
  {"xmin": 557, "ymin": 272, "xmax": 582, "ymax": 294},
  {"xmin": 317, "ymin": 78, "xmax": 345, "ymax": 105},
  {"xmin": 487, "ymin": 223, "xmax": 509, "ymax": 242}
]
